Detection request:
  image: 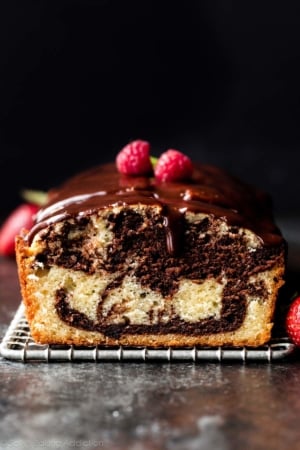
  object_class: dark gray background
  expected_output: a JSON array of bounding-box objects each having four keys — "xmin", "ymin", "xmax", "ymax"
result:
[{"xmin": 1, "ymin": 1, "xmax": 300, "ymax": 219}]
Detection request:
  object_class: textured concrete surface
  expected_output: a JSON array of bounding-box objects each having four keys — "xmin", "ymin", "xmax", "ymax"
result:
[{"xmin": 2, "ymin": 353, "xmax": 300, "ymax": 450}]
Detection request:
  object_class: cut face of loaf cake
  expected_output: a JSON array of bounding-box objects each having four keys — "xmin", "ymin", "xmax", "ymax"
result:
[{"xmin": 15, "ymin": 161, "xmax": 286, "ymax": 347}]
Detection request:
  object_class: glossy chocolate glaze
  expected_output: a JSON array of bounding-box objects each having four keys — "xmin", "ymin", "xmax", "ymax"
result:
[
  {"xmin": 27, "ymin": 162, "xmax": 286, "ymax": 339},
  {"xmin": 29, "ymin": 162, "xmax": 283, "ymax": 247}
]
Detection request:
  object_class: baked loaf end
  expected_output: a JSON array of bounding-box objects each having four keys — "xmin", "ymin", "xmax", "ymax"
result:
[{"xmin": 15, "ymin": 162, "xmax": 286, "ymax": 347}]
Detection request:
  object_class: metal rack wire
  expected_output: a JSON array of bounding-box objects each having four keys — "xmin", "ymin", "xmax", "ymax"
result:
[{"xmin": 0, "ymin": 303, "xmax": 296, "ymax": 363}]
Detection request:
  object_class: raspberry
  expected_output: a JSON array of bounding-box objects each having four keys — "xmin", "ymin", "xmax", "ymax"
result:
[
  {"xmin": 116, "ymin": 139, "xmax": 152, "ymax": 176},
  {"xmin": 0, "ymin": 203, "xmax": 39, "ymax": 257},
  {"xmin": 285, "ymin": 295, "xmax": 300, "ymax": 346},
  {"xmin": 154, "ymin": 149, "xmax": 193, "ymax": 182}
]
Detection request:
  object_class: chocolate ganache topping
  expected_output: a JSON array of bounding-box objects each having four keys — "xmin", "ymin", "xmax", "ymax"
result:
[
  {"xmin": 26, "ymin": 162, "xmax": 286, "ymax": 338},
  {"xmin": 29, "ymin": 162, "xmax": 283, "ymax": 247}
]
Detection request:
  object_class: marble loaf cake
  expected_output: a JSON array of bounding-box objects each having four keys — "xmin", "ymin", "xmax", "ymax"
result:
[{"xmin": 15, "ymin": 147, "xmax": 286, "ymax": 348}]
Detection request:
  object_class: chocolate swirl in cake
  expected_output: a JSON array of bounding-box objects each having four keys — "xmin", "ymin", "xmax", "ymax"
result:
[{"xmin": 26, "ymin": 163, "xmax": 286, "ymax": 338}]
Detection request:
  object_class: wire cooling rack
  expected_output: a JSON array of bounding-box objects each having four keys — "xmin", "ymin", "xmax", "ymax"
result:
[{"xmin": 0, "ymin": 303, "xmax": 296, "ymax": 363}]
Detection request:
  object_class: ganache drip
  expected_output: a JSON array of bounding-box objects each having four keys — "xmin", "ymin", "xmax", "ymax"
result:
[{"xmin": 27, "ymin": 162, "xmax": 284, "ymax": 248}]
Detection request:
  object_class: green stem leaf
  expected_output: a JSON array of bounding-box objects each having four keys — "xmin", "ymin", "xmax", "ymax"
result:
[
  {"xmin": 20, "ymin": 189, "xmax": 48, "ymax": 206},
  {"xmin": 150, "ymin": 156, "xmax": 158, "ymax": 168}
]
